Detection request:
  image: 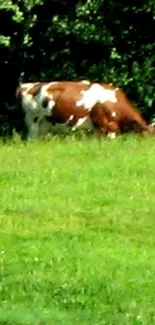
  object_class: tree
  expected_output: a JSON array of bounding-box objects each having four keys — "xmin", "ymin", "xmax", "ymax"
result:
[{"xmin": 0, "ymin": 0, "xmax": 155, "ymax": 137}]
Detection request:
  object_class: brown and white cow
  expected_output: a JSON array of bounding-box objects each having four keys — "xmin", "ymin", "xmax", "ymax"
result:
[
  {"xmin": 38, "ymin": 80, "xmax": 153, "ymax": 139},
  {"xmin": 37, "ymin": 81, "xmax": 118, "ymax": 137},
  {"xmin": 16, "ymin": 80, "xmax": 153, "ymax": 140}
]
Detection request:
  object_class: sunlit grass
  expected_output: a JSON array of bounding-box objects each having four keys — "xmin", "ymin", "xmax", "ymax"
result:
[{"xmin": 0, "ymin": 134, "xmax": 155, "ymax": 324}]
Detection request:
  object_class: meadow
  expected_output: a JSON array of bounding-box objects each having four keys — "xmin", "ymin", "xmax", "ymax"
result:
[{"xmin": 0, "ymin": 134, "xmax": 155, "ymax": 325}]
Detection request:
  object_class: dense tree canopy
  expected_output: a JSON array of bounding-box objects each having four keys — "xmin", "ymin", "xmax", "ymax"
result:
[{"xmin": 0, "ymin": 0, "xmax": 155, "ymax": 136}]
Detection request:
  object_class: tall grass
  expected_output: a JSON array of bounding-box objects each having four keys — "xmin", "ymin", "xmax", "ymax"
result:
[{"xmin": 0, "ymin": 134, "xmax": 155, "ymax": 325}]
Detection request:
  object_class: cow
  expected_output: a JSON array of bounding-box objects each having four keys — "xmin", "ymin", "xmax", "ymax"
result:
[
  {"xmin": 16, "ymin": 80, "xmax": 153, "ymax": 140},
  {"xmin": 16, "ymin": 80, "xmax": 101, "ymax": 139},
  {"xmin": 38, "ymin": 80, "xmax": 153, "ymax": 139},
  {"xmin": 37, "ymin": 81, "xmax": 118, "ymax": 137}
]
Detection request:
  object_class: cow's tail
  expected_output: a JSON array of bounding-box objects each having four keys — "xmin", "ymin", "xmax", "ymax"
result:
[
  {"xmin": 15, "ymin": 75, "xmax": 24, "ymax": 98},
  {"xmin": 15, "ymin": 86, "xmax": 22, "ymax": 99}
]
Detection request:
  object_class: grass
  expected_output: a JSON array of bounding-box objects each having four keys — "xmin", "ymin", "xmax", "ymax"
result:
[{"xmin": 1, "ymin": 133, "xmax": 155, "ymax": 325}]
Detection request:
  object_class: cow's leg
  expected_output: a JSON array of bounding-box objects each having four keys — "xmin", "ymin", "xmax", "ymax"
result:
[
  {"xmin": 107, "ymin": 132, "xmax": 116, "ymax": 140},
  {"xmin": 92, "ymin": 115, "xmax": 119, "ymax": 139},
  {"xmin": 72, "ymin": 116, "xmax": 94, "ymax": 132},
  {"xmin": 38, "ymin": 118, "xmax": 54, "ymax": 136},
  {"xmin": 106, "ymin": 121, "xmax": 120, "ymax": 139},
  {"xmin": 27, "ymin": 122, "xmax": 39, "ymax": 139},
  {"xmin": 24, "ymin": 114, "xmax": 40, "ymax": 139},
  {"xmin": 66, "ymin": 114, "xmax": 94, "ymax": 132},
  {"xmin": 96, "ymin": 120, "xmax": 119, "ymax": 140},
  {"xmin": 67, "ymin": 114, "xmax": 76, "ymax": 127}
]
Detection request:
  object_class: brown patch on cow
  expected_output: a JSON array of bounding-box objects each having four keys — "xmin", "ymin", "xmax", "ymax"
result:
[
  {"xmin": 45, "ymin": 84, "xmax": 90, "ymax": 126},
  {"xmin": 46, "ymin": 81, "xmax": 90, "ymax": 94},
  {"xmin": 28, "ymin": 82, "xmax": 47, "ymax": 96},
  {"xmin": 90, "ymin": 103, "xmax": 119, "ymax": 135}
]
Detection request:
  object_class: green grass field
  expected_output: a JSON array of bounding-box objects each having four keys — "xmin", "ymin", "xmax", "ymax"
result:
[{"xmin": 1, "ymin": 134, "xmax": 155, "ymax": 325}]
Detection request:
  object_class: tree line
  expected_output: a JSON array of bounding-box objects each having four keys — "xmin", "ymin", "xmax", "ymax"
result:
[{"xmin": 0, "ymin": 0, "xmax": 155, "ymax": 137}]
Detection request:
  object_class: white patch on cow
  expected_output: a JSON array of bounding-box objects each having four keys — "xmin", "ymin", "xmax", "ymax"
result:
[
  {"xmin": 67, "ymin": 114, "xmax": 74, "ymax": 123},
  {"xmin": 49, "ymin": 94, "xmax": 54, "ymax": 100},
  {"xmin": 21, "ymin": 86, "xmax": 49, "ymax": 139},
  {"xmin": 39, "ymin": 82, "xmax": 57, "ymax": 104},
  {"xmin": 76, "ymin": 83, "xmax": 118, "ymax": 110},
  {"xmin": 21, "ymin": 82, "xmax": 40, "ymax": 94},
  {"xmin": 21, "ymin": 83, "xmax": 33, "ymax": 89},
  {"xmin": 72, "ymin": 116, "xmax": 93, "ymax": 131},
  {"xmin": 150, "ymin": 117, "xmax": 155, "ymax": 127},
  {"xmin": 49, "ymin": 99, "xmax": 55, "ymax": 109},
  {"xmin": 107, "ymin": 132, "xmax": 116, "ymax": 140},
  {"xmin": 115, "ymin": 87, "xmax": 119, "ymax": 91},
  {"xmin": 80, "ymin": 80, "xmax": 90, "ymax": 85},
  {"xmin": 44, "ymin": 99, "xmax": 56, "ymax": 117},
  {"xmin": 49, "ymin": 81, "xmax": 58, "ymax": 85},
  {"xmin": 111, "ymin": 111, "xmax": 117, "ymax": 117},
  {"xmin": 39, "ymin": 84, "xmax": 50, "ymax": 101},
  {"xmin": 22, "ymin": 93, "xmax": 38, "ymax": 112},
  {"xmin": 24, "ymin": 111, "xmax": 41, "ymax": 139}
]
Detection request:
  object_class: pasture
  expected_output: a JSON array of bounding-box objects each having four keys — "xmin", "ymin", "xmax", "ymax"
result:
[{"xmin": 1, "ymin": 134, "xmax": 155, "ymax": 325}]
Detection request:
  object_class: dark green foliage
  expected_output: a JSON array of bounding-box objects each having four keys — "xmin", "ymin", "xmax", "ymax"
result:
[{"xmin": 0, "ymin": 0, "xmax": 155, "ymax": 135}]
